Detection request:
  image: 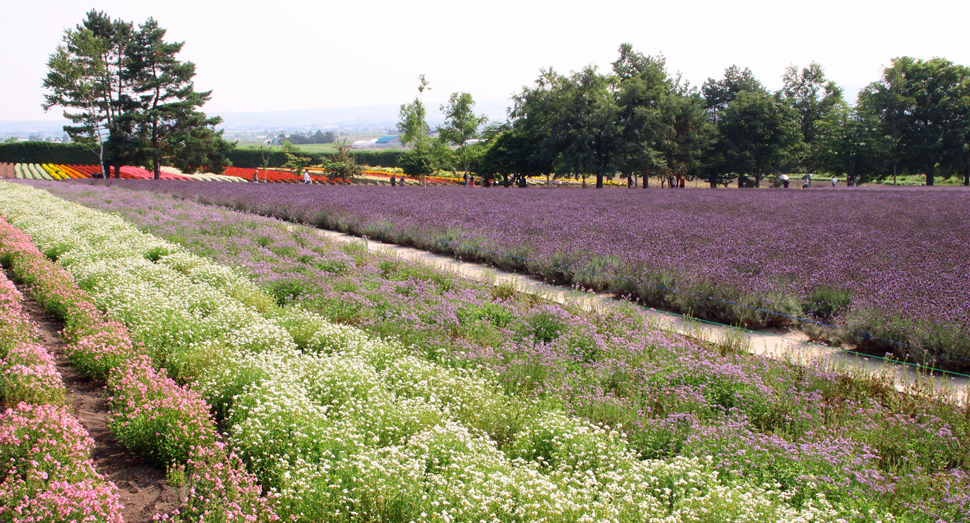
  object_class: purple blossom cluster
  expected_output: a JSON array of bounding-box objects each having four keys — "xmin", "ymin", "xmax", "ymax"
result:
[
  {"xmin": 31, "ymin": 180, "xmax": 970, "ymax": 521},
  {"xmin": 67, "ymin": 181, "xmax": 970, "ymax": 368}
]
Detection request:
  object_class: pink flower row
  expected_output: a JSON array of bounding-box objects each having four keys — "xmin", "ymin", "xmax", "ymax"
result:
[
  {"xmin": 0, "ymin": 253, "xmax": 123, "ymax": 520},
  {"xmin": 0, "ymin": 215, "xmax": 278, "ymax": 521},
  {"xmin": 0, "ymin": 275, "xmax": 65, "ymax": 406}
]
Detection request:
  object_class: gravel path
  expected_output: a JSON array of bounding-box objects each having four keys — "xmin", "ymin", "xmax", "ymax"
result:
[{"xmin": 311, "ymin": 228, "xmax": 970, "ymax": 404}]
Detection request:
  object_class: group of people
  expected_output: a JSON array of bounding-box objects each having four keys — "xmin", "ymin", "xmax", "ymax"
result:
[
  {"xmin": 657, "ymin": 176, "xmax": 687, "ymax": 188},
  {"xmin": 389, "ymin": 174, "xmax": 406, "ymax": 186}
]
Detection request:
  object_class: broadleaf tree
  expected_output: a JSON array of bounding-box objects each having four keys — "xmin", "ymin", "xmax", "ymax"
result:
[
  {"xmin": 398, "ymin": 74, "xmax": 436, "ymax": 184},
  {"xmin": 717, "ymin": 90, "xmax": 802, "ymax": 187},
  {"xmin": 778, "ymin": 62, "xmax": 844, "ymax": 171},
  {"xmin": 439, "ymin": 92, "xmax": 488, "ymax": 183},
  {"xmin": 814, "ymin": 103, "xmax": 891, "ymax": 185},
  {"xmin": 612, "ymin": 43, "xmax": 668, "ymax": 188}
]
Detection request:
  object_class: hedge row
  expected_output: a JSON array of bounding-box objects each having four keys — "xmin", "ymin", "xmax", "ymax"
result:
[
  {"xmin": 0, "ymin": 143, "xmax": 406, "ymax": 170},
  {"xmin": 226, "ymin": 148, "xmax": 404, "ymax": 169},
  {"xmin": 0, "ymin": 142, "xmax": 100, "ymax": 165}
]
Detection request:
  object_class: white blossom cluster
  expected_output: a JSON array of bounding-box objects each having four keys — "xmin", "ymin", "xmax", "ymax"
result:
[{"xmin": 0, "ymin": 184, "xmax": 293, "ymax": 381}]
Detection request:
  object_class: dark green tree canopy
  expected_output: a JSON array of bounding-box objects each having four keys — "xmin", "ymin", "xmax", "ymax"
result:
[
  {"xmin": 814, "ymin": 103, "xmax": 891, "ymax": 185},
  {"xmin": 42, "ymin": 10, "xmax": 233, "ymax": 178},
  {"xmin": 717, "ymin": 90, "xmax": 802, "ymax": 187},
  {"xmin": 860, "ymin": 56, "xmax": 970, "ymax": 185},
  {"xmin": 702, "ymin": 65, "xmax": 766, "ymax": 121},
  {"xmin": 778, "ymin": 62, "xmax": 844, "ymax": 170}
]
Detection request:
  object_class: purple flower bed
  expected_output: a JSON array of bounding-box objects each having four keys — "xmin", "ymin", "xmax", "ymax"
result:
[
  {"xmin": 69, "ymin": 180, "xmax": 970, "ymax": 369},
  {"xmin": 24, "ymin": 180, "xmax": 970, "ymax": 521}
]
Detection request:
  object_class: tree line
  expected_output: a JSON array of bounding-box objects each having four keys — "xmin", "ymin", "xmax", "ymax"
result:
[
  {"xmin": 42, "ymin": 10, "xmax": 233, "ymax": 179},
  {"xmin": 402, "ymin": 45, "xmax": 970, "ymax": 188}
]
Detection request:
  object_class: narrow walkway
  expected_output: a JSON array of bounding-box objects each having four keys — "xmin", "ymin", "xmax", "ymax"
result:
[
  {"xmin": 13, "ymin": 277, "xmax": 180, "ymax": 522},
  {"xmin": 311, "ymin": 228, "xmax": 970, "ymax": 404}
]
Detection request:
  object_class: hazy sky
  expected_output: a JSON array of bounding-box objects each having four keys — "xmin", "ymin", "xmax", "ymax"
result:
[{"xmin": 2, "ymin": 0, "xmax": 968, "ymax": 122}]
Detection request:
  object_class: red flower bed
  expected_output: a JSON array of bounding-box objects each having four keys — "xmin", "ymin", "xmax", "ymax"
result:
[{"xmin": 68, "ymin": 165, "xmax": 102, "ymax": 178}]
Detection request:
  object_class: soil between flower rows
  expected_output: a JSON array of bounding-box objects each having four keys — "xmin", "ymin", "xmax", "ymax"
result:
[{"xmin": 9, "ymin": 272, "xmax": 180, "ymax": 522}]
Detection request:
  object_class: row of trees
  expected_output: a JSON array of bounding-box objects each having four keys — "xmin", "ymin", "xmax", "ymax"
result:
[
  {"xmin": 405, "ymin": 46, "xmax": 970, "ymax": 188},
  {"xmin": 42, "ymin": 10, "xmax": 232, "ymax": 179},
  {"xmin": 283, "ymin": 130, "xmax": 337, "ymax": 145}
]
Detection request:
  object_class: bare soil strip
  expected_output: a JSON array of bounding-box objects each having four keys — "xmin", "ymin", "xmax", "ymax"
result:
[{"xmin": 11, "ymin": 275, "xmax": 180, "ymax": 522}]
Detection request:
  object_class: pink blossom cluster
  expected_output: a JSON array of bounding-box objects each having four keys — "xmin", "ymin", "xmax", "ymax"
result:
[
  {"xmin": 155, "ymin": 443, "xmax": 281, "ymax": 523},
  {"xmin": 0, "ymin": 273, "xmax": 64, "ymax": 405},
  {"xmin": 107, "ymin": 355, "xmax": 218, "ymax": 467},
  {"xmin": 0, "ymin": 232, "xmax": 121, "ymax": 519},
  {"xmin": 0, "ymin": 216, "xmax": 213, "ymax": 467},
  {"xmin": 0, "ymin": 343, "xmax": 65, "ymax": 406},
  {"xmin": 0, "ymin": 215, "xmax": 279, "ymax": 520},
  {"xmin": 0, "ymin": 402, "xmax": 123, "ymax": 521}
]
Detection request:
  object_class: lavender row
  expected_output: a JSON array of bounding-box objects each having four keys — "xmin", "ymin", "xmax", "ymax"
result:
[{"xmin": 30, "ymin": 180, "xmax": 970, "ymax": 521}]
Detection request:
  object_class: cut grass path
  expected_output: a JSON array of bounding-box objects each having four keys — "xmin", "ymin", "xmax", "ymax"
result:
[{"xmin": 309, "ymin": 226, "xmax": 970, "ymax": 404}]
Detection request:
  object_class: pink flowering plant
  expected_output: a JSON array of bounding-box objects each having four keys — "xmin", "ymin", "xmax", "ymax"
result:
[
  {"xmin": 0, "ymin": 271, "xmax": 65, "ymax": 406},
  {"xmin": 156, "ymin": 444, "xmax": 280, "ymax": 523},
  {"xmin": 0, "ymin": 402, "xmax": 123, "ymax": 522},
  {"xmin": 63, "ymin": 321, "xmax": 138, "ymax": 382},
  {"xmin": 0, "ymin": 208, "xmax": 278, "ymax": 520},
  {"xmin": 107, "ymin": 356, "xmax": 218, "ymax": 467},
  {"xmin": 0, "ymin": 343, "xmax": 65, "ymax": 406}
]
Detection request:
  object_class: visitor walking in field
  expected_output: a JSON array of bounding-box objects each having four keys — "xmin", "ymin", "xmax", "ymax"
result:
[
  {"xmin": 303, "ymin": 170, "xmax": 311, "ymax": 184},
  {"xmin": 390, "ymin": 174, "xmax": 396, "ymax": 187},
  {"xmin": 253, "ymin": 169, "xmax": 259, "ymax": 183}
]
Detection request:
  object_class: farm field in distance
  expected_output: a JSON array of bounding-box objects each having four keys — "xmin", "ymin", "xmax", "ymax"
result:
[
  {"xmin": 66, "ymin": 180, "xmax": 970, "ymax": 372},
  {"xmin": 3, "ymin": 179, "xmax": 969, "ymax": 521}
]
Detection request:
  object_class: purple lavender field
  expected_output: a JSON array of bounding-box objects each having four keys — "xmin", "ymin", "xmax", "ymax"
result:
[
  {"xmin": 25, "ymin": 180, "xmax": 970, "ymax": 520},
  {"xmin": 78, "ymin": 181, "xmax": 970, "ymax": 368}
]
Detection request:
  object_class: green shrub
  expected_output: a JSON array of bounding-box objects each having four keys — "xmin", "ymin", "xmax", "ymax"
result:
[
  {"xmin": 803, "ymin": 286, "xmax": 853, "ymax": 321},
  {"xmin": 0, "ymin": 142, "xmax": 100, "ymax": 164}
]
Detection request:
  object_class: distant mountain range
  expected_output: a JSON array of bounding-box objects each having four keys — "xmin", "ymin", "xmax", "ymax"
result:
[
  {"xmin": 0, "ymin": 120, "xmax": 70, "ymax": 134},
  {"xmin": 1, "ymin": 101, "xmax": 514, "ymax": 135},
  {"xmin": 217, "ymin": 100, "xmax": 513, "ymax": 131}
]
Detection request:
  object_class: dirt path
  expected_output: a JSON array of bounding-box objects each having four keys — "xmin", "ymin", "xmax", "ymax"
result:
[{"xmin": 13, "ymin": 277, "xmax": 180, "ymax": 522}]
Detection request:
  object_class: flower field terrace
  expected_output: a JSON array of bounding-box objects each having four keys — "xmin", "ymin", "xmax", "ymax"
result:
[
  {"xmin": 20, "ymin": 179, "xmax": 970, "ymax": 522},
  {"xmin": 66, "ymin": 180, "xmax": 970, "ymax": 371}
]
